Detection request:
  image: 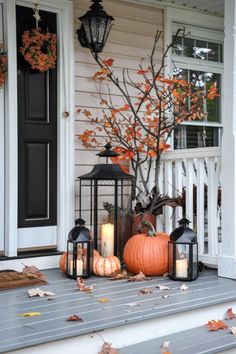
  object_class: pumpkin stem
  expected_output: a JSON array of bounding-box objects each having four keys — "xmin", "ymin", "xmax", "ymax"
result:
[{"xmin": 138, "ymin": 220, "xmax": 156, "ymax": 236}]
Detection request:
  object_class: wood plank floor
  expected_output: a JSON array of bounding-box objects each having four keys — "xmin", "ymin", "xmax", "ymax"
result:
[
  {"xmin": 120, "ymin": 318, "xmax": 236, "ymax": 354},
  {"xmin": 0, "ymin": 269, "xmax": 236, "ymax": 353}
]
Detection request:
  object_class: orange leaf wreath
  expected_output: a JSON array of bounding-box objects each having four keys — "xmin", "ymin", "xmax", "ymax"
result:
[{"xmin": 20, "ymin": 28, "xmax": 57, "ymax": 72}]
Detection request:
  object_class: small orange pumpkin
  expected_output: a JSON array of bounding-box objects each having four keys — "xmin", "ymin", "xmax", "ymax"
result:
[
  {"xmin": 59, "ymin": 252, "xmax": 67, "ymax": 273},
  {"xmin": 123, "ymin": 220, "xmax": 169, "ymax": 276},
  {"xmin": 93, "ymin": 255, "xmax": 121, "ymax": 277}
]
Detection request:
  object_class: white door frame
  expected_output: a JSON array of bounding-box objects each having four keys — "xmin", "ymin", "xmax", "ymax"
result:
[
  {"xmin": 3, "ymin": 0, "xmax": 74, "ymax": 256},
  {"xmin": 0, "ymin": 2, "xmax": 4, "ymax": 253}
]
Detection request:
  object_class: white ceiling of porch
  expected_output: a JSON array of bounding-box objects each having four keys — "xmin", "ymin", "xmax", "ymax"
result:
[{"xmin": 156, "ymin": 0, "xmax": 224, "ymax": 16}]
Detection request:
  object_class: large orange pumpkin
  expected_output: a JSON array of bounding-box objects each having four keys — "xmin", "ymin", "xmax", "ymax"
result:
[
  {"xmin": 123, "ymin": 220, "xmax": 169, "ymax": 276},
  {"xmin": 93, "ymin": 255, "xmax": 121, "ymax": 276}
]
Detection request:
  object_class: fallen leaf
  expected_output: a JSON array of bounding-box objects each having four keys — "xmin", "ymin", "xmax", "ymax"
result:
[
  {"xmin": 97, "ymin": 298, "xmax": 110, "ymax": 303},
  {"xmin": 156, "ymin": 285, "xmax": 170, "ymax": 291},
  {"xmin": 22, "ymin": 264, "xmax": 45, "ymax": 279},
  {"xmin": 161, "ymin": 341, "xmax": 172, "ymax": 354},
  {"xmin": 162, "ymin": 294, "xmax": 169, "ymax": 299},
  {"xmin": 109, "ymin": 270, "xmax": 128, "ymax": 280},
  {"xmin": 98, "ymin": 342, "xmax": 119, "ymax": 354},
  {"xmin": 27, "ymin": 288, "xmax": 56, "ymax": 298},
  {"xmin": 139, "ymin": 288, "xmax": 153, "ymax": 295},
  {"xmin": 128, "ymin": 271, "xmax": 152, "ymax": 282},
  {"xmin": 126, "ymin": 302, "xmax": 141, "ymax": 307},
  {"xmin": 206, "ymin": 320, "xmax": 228, "ymax": 331},
  {"xmin": 225, "ymin": 308, "xmax": 236, "ymax": 320},
  {"xmin": 22, "ymin": 264, "xmax": 39, "ymax": 274},
  {"xmin": 162, "ymin": 273, "xmax": 168, "ymax": 278},
  {"xmin": 19, "ymin": 312, "xmax": 41, "ymax": 317},
  {"xmin": 179, "ymin": 284, "xmax": 188, "ymax": 291},
  {"xmin": 66, "ymin": 314, "xmax": 83, "ymax": 322},
  {"xmin": 230, "ymin": 326, "xmax": 236, "ymax": 335},
  {"xmin": 77, "ymin": 277, "xmax": 93, "ymax": 292}
]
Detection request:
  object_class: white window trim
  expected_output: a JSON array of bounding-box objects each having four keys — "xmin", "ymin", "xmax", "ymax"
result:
[
  {"xmin": 164, "ymin": 6, "xmax": 224, "ymax": 149},
  {"xmin": 3, "ymin": 0, "xmax": 74, "ymax": 256}
]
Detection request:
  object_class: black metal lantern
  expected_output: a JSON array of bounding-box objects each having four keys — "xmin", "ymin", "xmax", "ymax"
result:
[
  {"xmin": 168, "ymin": 218, "xmax": 198, "ymax": 281},
  {"xmin": 78, "ymin": 143, "xmax": 134, "ymax": 259},
  {"xmin": 66, "ymin": 218, "xmax": 93, "ymax": 279},
  {"xmin": 77, "ymin": 0, "xmax": 114, "ymax": 55}
]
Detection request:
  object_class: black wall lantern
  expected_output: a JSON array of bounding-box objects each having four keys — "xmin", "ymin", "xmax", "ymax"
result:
[
  {"xmin": 77, "ymin": 0, "xmax": 114, "ymax": 56},
  {"xmin": 168, "ymin": 218, "xmax": 198, "ymax": 281},
  {"xmin": 66, "ymin": 218, "xmax": 93, "ymax": 279},
  {"xmin": 78, "ymin": 143, "xmax": 134, "ymax": 259}
]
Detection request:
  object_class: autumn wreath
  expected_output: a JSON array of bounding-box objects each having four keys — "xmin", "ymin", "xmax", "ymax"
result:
[
  {"xmin": 20, "ymin": 27, "xmax": 57, "ymax": 72},
  {"xmin": 0, "ymin": 44, "xmax": 7, "ymax": 88}
]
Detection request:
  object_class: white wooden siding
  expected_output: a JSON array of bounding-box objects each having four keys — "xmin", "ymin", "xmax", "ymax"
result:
[{"xmin": 74, "ymin": 0, "xmax": 164, "ymax": 222}]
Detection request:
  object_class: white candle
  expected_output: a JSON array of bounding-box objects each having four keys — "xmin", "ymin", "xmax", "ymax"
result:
[
  {"xmin": 176, "ymin": 258, "xmax": 188, "ymax": 278},
  {"xmin": 69, "ymin": 259, "xmax": 83, "ymax": 276},
  {"xmin": 101, "ymin": 223, "xmax": 114, "ymax": 256},
  {"xmin": 76, "ymin": 259, "xmax": 83, "ymax": 276}
]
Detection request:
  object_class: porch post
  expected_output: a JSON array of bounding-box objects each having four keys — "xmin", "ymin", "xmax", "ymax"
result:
[{"xmin": 218, "ymin": 0, "xmax": 236, "ymax": 278}]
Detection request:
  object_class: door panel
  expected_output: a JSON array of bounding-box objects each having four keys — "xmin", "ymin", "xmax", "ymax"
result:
[{"xmin": 16, "ymin": 5, "xmax": 57, "ymax": 245}]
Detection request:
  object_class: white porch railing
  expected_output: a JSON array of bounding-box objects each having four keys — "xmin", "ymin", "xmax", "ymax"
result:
[{"xmin": 158, "ymin": 147, "xmax": 221, "ymax": 267}]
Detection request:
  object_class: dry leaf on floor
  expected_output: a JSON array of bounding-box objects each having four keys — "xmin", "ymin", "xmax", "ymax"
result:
[
  {"xmin": 27, "ymin": 288, "xmax": 55, "ymax": 298},
  {"xmin": 97, "ymin": 298, "xmax": 110, "ymax": 303},
  {"xmin": 109, "ymin": 270, "xmax": 128, "ymax": 280},
  {"xmin": 18, "ymin": 312, "xmax": 41, "ymax": 317},
  {"xmin": 128, "ymin": 271, "xmax": 152, "ymax": 282},
  {"xmin": 66, "ymin": 314, "xmax": 83, "ymax": 322},
  {"xmin": 230, "ymin": 326, "xmax": 236, "ymax": 335},
  {"xmin": 98, "ymin": 342, "xmax": 119, "ymax": 354},
  {"xmin": 126, "ymin": 302, "xmax": 141, "ymax": 307},
  {"xmin": 225, "ymin": 308, "xmax": 236, "ymax": 320},
  {"xmin": 22, "ymin": 264, "xmax": 46, "ymax": 279},
  {"xmin": 77, "ymin": 277, "xmax": 94, "ymax": 292},
  {"xmin": 139, "ymin": 288, "xmax": 153, "ymax": 295},
  {"xmin": 206, "ymin": 320, "xmax": 228, "ymax": 331},
  {"xmin": 161, "ymin": 341, "xmax": 172, "ymax": 354},
  {"xmin": 156, "ymin": 285, "xmax": 170, "ymax": 291},
  {"xmin": 162, "ymin": 294, "xmax": 169, "ymax": 299},
  {"xmin": 179, "ymin": 284, "xmax": 188, "ymax": 291}
]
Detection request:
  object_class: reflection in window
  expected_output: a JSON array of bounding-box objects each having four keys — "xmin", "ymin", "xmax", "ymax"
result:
[
  {"xmin": 173, "ymin": 69, "xmax": 220, "ymax": 123},
  {"xmin": 172, "ymin": 36, "xmax": 223, "ymax": 62},
  {"xmin": 174, "ymin": 126, "xmax": 220, "ymax": 149}
]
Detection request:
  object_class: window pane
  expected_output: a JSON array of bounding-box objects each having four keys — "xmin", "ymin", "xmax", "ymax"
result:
[
  {"xmin": 172, "ymin": 35, "xmax": 183, "ymax": 56},
  {"xmin": 183, "ymin": 38, "xmax": 194, "ymax": 57},
  {"xmin": 208, "ymin": 42, "xmax": 220, "ymax": 62},
  {"xmin": 174, "ymin": 126, "xmax": 220, "ymax": 149},
  {"xmin": 193, "ymin": 40, "xmax": 208, "ymax": 60}
]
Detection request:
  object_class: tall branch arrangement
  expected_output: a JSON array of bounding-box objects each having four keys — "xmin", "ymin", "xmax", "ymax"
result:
[{"xmin": 79, "ymin": 29, "xmax": 219, "ymax": 215}]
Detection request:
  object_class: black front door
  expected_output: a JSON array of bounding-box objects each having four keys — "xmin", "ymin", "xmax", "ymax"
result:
[{"xmin": 16, "ymin": 5, "xmax": 57, "ymax": 229}]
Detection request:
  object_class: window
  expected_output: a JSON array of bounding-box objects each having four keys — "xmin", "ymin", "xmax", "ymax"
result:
[{"xmin": 171, "ymin": 24, "xmax": 223, "ymax": 149}]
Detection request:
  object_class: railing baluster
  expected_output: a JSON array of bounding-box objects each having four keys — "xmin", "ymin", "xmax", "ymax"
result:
[
  {"xmin": 185, "ymin": 159, "xmax": 194, "ymax": 224},
  {"xmin": 196, "ymin": 158, "xmax": 205, "ymax": 256}
]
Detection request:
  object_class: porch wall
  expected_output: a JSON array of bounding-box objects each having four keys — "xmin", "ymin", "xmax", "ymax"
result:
[{"xmin": 73, "ymin": 0, "xmax": 164, "ymax": 222}]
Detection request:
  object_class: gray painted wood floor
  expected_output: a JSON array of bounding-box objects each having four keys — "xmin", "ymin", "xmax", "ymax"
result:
[{"xmin": 0, "ymin": 269, "xmax": 236, "ymax": 353}]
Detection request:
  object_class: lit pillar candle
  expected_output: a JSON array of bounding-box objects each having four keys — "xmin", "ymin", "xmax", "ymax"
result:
[
  {"xmin": 70, "ymin": 259, "xmax": 84, "ymax": 276},
  {"xmin": 176, "ymin": 258, "xmax": 188, "ymax": 278},
  {"xmin": 101, "ymin": 223, "xmax": 114, "ymax": 256}
]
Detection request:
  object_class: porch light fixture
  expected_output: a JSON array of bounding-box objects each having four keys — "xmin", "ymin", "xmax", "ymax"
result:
[
  {"xmin": 168, "ymin": 218, "xmax": 198, "ymax": 281},
  {"xmin": 77, "ymin": 0, "xmax": 114, "ymax": 56},
  {"xmin": 66, "ymin": 219, "xmax": 93, "ymax": 279},
  {"xmin": 78, "ymin": 143, "xmax": 134, "ymax": 259}
]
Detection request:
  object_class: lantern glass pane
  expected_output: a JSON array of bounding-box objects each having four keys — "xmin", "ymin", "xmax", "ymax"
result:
[
  {"xmin": 175, "ymin": 244, "xmax": 189, "ymax": 278},
  {"xmin": 192, "ymin": 243, "xmax": 198, "ymax": 278},
  {"xmin": 67, "ymin": 242, "xmax": 74, "ymax": 277},
  {"xmin": 76, "ymin": 243, "xmax": 85, "ymax": 277},
  {"xmin": 168, "ymin": 241, "xmax": 174, "ymax": 276},
  {"xmin": 83, "ymin": 19, "xmax": 92, "ymax": 43}
]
